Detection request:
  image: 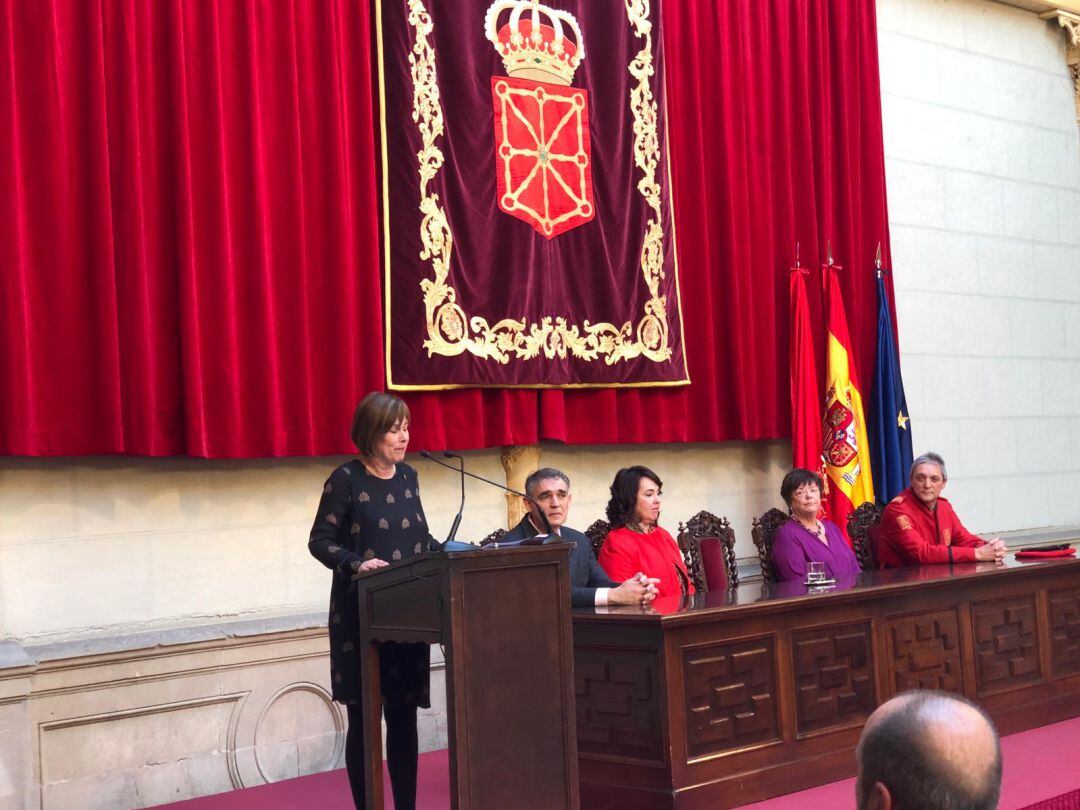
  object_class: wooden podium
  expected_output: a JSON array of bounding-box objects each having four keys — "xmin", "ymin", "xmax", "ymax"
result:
[{"xmin": 355, "ymin": 543, "xmax": 580, "ymax": 810}]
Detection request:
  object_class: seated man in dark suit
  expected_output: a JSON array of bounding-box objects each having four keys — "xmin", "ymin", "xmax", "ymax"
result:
[{"xmin": 504, "ymin": 467, "xmax": 658, "ymax": 607}]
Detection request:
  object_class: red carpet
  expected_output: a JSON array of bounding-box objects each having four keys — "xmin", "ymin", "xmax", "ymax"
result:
[
  {"xmin": 160, "ymin": 716, "xmax": 1080, "ymax": 809},
  {"xmin": 733, "ymin": 715, "xmax": 1080, "ymax": 810},
  {"xmin": 155, "ymin": 750, "xmax": 450, "ymax": 810},
  {"xmin": 1017, "ymin": 788, "xmax": 1080, "ymax": 810}
]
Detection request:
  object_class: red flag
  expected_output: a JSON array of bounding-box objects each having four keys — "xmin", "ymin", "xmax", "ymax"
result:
[
  {"xmin": 789, "ymin": 264, "xmax": 822, "ymax": 474},
  {"xmin": 821, "ymin": 264, "xmax": 875, "ymax": 545}
]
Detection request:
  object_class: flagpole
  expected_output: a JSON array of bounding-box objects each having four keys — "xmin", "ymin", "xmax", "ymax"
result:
[
  {"xmin": 869, "ymin": 243, "xmax": 913, "ymax": 502},
  {"xmin": 789, "ymin": 240, "xmax": 823, "ymax": 484}
]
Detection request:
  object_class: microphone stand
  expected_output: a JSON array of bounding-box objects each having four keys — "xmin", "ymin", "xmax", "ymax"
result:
[
  {"xmin": 444, "ymin": 452, "xmax": 465, "ymax": 544},
  {"xmin": 419, "ymin": 450, "xmax": 553, "ymax": 538}
]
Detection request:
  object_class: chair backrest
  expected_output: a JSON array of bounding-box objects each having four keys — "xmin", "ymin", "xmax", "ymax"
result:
[
  {"xmin": 584, "ymin": 519, "xmax": 612, "ymax": 559},
  {"xmin": 751, "ymin": 508, "xmax": 790, "ymax": 583},
  {"xmin": 479, "ymin": 527, "xmax": 508, "ymax": 547},
  {"xmin": 867, "ymin": 524, "xmax": 883, "ymax": 567},
  {"xmin": 677, "ymin": 510, "xmax": 739, "ymax": 593},
  {"xmin": 847, "ymin": 501, "xmax": 884, "ymax": 571}
]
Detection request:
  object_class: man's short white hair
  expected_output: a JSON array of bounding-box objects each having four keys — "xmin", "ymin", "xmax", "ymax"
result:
[{"xmin": 910, "ymin": 452, "xmax": 947, "ymax": 481}]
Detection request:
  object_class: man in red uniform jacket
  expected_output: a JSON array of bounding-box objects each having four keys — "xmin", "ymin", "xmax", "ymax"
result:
[{"xmin": 879, "ymin": 452, "xmax": 1007, "ymax": 568}]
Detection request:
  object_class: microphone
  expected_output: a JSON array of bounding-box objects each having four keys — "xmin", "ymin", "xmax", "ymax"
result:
[
  {"xmin": 443, "ymin": 452, "xmax": 465, "ymax": 544},
  {"xmin": 419, "ymin": 450, "xmax": 553, "ymax": 536}
]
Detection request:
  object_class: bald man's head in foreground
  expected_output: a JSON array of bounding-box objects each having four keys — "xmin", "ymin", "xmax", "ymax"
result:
[{"xmin": 856, "ymin": 690, "xmax": 1002, "ymax": 810}]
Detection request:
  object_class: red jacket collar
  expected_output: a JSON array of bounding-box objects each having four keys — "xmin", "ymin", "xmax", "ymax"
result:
[{"xmin": 900, "ymin": 486, "xmax": 952, "ymax": 515}]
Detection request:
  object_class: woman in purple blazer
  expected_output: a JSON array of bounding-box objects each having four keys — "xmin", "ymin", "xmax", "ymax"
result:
[{"xmin": 772, "ymin": 468, "xmax": 862, "ymax": 583}]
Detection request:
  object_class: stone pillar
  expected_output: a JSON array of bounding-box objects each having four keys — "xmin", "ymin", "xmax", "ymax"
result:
[
  {"xmin": 1042, "ymin": 10, "xmax": 1080, "ymax": 128},
  {"xmin": 500, "ymin": 444, "xmax": 542, "ymax": 529}
]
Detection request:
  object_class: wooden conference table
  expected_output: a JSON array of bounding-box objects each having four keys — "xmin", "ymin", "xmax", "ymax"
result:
[{"xmin": 572, "ymin": 555, "xmax": 1080, "ymax": 809}]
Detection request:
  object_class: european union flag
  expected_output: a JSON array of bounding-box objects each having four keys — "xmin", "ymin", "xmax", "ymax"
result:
[{"xmin": 869, "ymin": 273, "xmax": 913, "ymax": 503}]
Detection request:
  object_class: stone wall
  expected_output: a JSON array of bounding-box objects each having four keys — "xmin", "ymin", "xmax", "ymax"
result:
[
  {"xmin": 0, "ymin": 443, "xmax": 789, "ymax": 808},
  {"xmin": 0, "ymin": 621, "xmax": 446, "ymax": 810},
  {"xmin": 0, "ymin": 443, "xmax": 795, "ymax": 646},
  {"xmin": 2, "ymin": 0, "xmax": 1079, "ymax": 807},
  {"xmin": 879, "ymin": 0, "xmax": 1080, "ymax": 531}
]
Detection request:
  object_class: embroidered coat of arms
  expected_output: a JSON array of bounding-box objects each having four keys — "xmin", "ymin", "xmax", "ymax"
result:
[{"xmin": 487, "ymin": 1, "xmax": 595, "ymax": 238}]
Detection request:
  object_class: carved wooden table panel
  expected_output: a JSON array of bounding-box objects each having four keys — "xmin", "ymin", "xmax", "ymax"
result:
[
  {"xmin": 971, "ymin": 595, "xmax": 1042, "ymax": 695},
  {"xmin": 682, "ymin": 636, "xmax": 779, "ymax": 757},
  {"xmin": 574, "ymin": 646, "xmax": 663, "ymax": 763},
  {"xmin": 886, "ymin": 608, "xmax": 963, "ymax": 693},
  {"xmin": 1049, "ymin": 586, "xmax": 1080, "ymax": 679},
  {"xmin": 791, "ymin": 621, "xmax": 874, "ymax": 735},
  {"xmin": 573, "ymin": 556, "xmax": 1080, "ymax": 810}
]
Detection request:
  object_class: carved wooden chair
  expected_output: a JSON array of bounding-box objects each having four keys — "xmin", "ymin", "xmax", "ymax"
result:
[
  {"xmin": 677, "ymin": 511, "xmax": 739, "ymax": 593},
  {"xmin": 751, "ymin": 508, "xmax": 790, "ymax": 583},
  {"xmin": 479, "ymin": 527, "xmax": 508, "ymax": 547},
  {"xmin": 584, "ymin": 518, "xmax": 612, "ymax": 560},
  {"xmin": 847, "ymin": 501, "xmax": 884, "ymax": 571}
]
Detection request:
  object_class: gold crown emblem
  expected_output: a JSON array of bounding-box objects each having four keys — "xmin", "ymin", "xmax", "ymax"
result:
[{"xmin": 485, "ymin": 0, "xmax": 585, "ymax": 86}]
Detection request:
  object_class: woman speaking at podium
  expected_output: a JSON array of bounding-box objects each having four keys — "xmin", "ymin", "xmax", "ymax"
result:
[{"xmin": 308, "ymin": 391, "xmax": 436, "ymax": 810}]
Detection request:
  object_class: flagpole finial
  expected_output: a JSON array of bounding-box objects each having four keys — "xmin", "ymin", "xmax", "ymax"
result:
[
  {"xmin": 827, "ymin": 240, "xmax": 834, "ymax": 267},
  {"xmin": 875, "ymin": 242, "xmax": 883, "ymax": 277},
  {"xmin": 790, "ymin": 242, "xmax": 808, "ymax": 275}
]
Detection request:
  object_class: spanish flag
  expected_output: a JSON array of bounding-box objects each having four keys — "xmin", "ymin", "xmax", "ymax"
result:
[{"xmin": 822, "ymin": 264, "xmax": 874, "ymax": 544}]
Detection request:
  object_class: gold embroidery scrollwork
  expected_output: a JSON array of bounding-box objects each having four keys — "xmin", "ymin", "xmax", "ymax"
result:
[
  {"xmin": 406, "ymin": 0, "xmax": 674, "ymax": 367},
  {"xmin": 624, "ymin": 0, "xmax": 669, "ymax": 362}
]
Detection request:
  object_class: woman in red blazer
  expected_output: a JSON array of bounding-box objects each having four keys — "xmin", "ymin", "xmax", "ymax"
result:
[{"xmin": 598, "ymin": 466, "xmax": 694, "ymax": 599}]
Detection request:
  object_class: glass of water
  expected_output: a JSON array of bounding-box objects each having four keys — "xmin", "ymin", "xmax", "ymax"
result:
[{"xmin": 807, "ymin": 561, "xmax": 826, "ymax": 584}]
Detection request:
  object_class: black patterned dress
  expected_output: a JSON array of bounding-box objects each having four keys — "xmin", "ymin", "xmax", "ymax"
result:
[{"xmin": 308, "ymin": 460, "xmax": 438, "ymax": 706}]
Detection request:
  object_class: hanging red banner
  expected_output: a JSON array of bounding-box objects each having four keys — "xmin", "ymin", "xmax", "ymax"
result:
[{"xmin": 378, "ymin": 0, "xmax": 688, "ymax": 389}]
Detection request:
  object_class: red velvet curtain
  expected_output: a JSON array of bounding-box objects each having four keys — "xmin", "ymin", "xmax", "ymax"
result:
[
  {"xmin": 0, "ymin": 0, "xmax": 893, "ymax": 457},
  {"xmin": 1, "ymin": 0, "xmax": 384, "ymax": 455}
]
